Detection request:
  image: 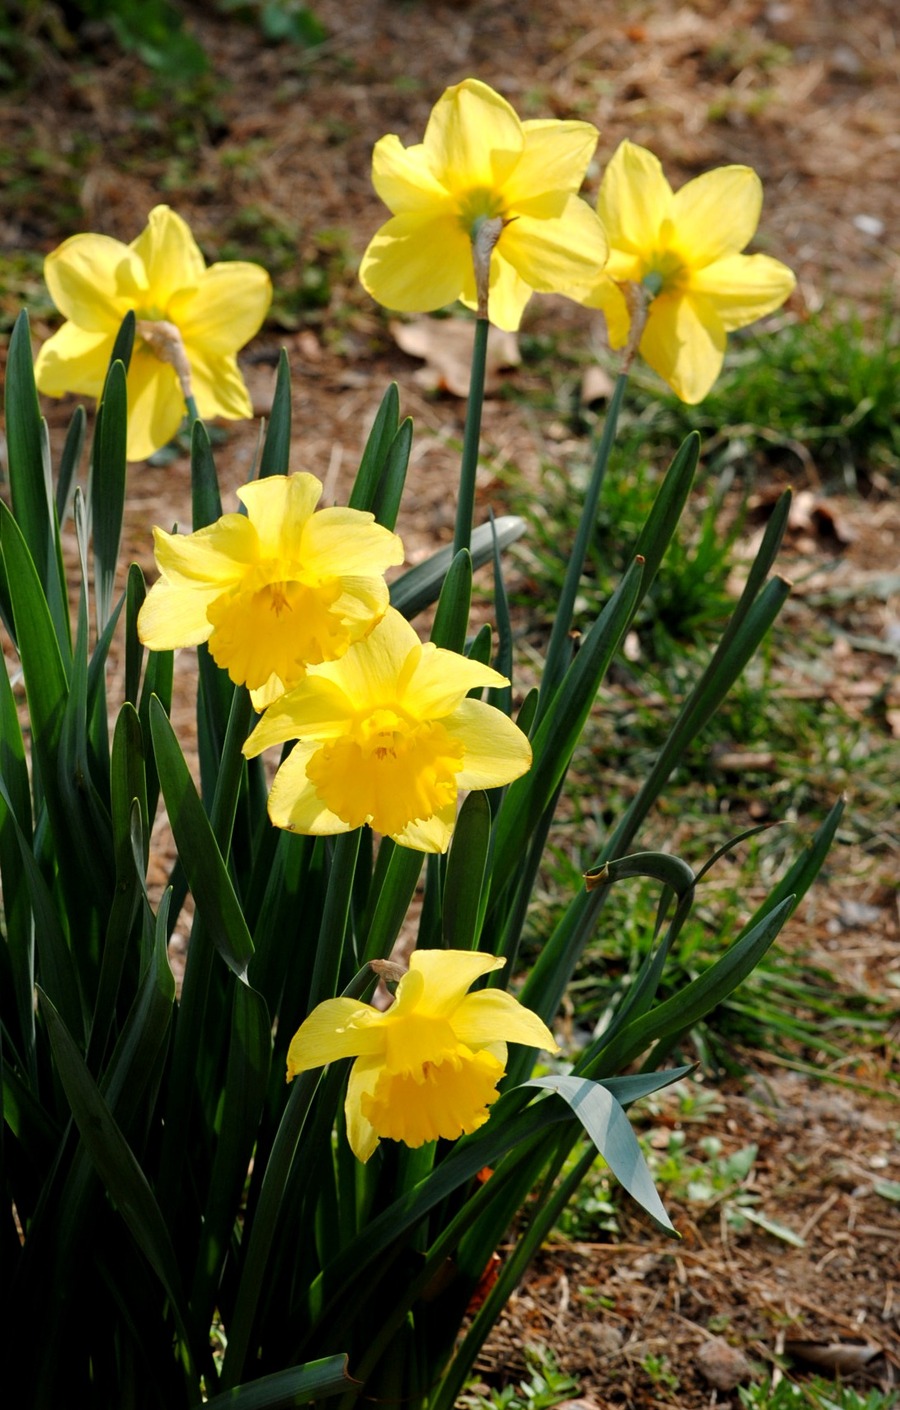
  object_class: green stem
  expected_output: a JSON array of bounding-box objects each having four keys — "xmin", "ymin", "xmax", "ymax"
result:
[
  {"xmin": 537, "ymin": 370, "xmax": 629, "ymax": 715},
  {"xmin": 453, "ymin": 317, "xmax": 490, "ymax": 557}
]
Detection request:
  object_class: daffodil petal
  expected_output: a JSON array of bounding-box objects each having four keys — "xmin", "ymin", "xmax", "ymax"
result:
[
  {"xmin": 44, "ymin": 232, "xmax": 146, "ymax": 332},
  {"xmin": 286, "ymin": 998, "xmax": 385, "ymax": 1077},
  {"xmin": 302, "ymin": 507, "xmax": 404, "ymax": 577},
  {"xmin": 137, "ymin": 581, "xmax": 221, "ymax": 649},
  {"xmin": 372, "ymin": 134, "xmax": 453, "ymax": 213},
  {"xmin": 237, "ymin": 474, "xmax": 320, "ymax": 558},
  {"xmin": 170, "ymin": 260, "xmax": 272, "ymax": 355},
  {"xmin": 189, "ymin": 351, "xmax": 254, "ymax": 422},
  {"xmin": 345, "ymin": 1055, "xmax": 384, "ymax": 1163},
  {"xmin": 505, "ymin": 119, "xmax": 599, "ymax": 213},
  {"xmin": 598, "ymin": 140, "xmax": 673, "ymax": 255},
  {"xmin": 581, "ymin": 274, "xmax": 632, "ymax": 348},
  {"xmin": 403, "ymin": 640, "xmax": 508, "ymax": 719},
  {"xmin": 688, "ymin": 252, "xmax": 796, "ymax": 330},
  {"xmin": 452, "ymin": 988, "xmax": 558, "ymax": 1052},
  {"xmin": 447, "ymin": 698, "xmax": 533, "ymax": 788},
  {"xmin": 671, "ymin": 166, "xmax": 762, "ymax": 267},
  {"xmin": 360, "ymin": 212, "xmax": 475, "ymax": 313},
  {"xmin": 500, "ymin": 196, "xmax": 608, "ymax": 295},
  {"xmin": 640, "ymin": 293, "xmax": 726, "ymax": 404},
  {"xmin": 124, "ymin": 348, "xmax": 186, "ymax": 462},
  {"xmin": 242, "ymin": 676, "xmax": 356, "ymax": 756},
  {"xmin": 406, "ymin": 950, "xmax": 506, "ymax": 1015},
  {"xmin": 151, "ymin": 515, "xmax": 257, "ymax": 586},
  {"xmin": 34, "ymin": 322, "xmax": 111, "ymax": 398},
  {"xmin": 130, "ymin": 205, "xmax": 205, "ymax": 307},
  {"xmin": 266, "ymin": 742, "xmax": 353, "ymax": 835},
  {"xmin": 424, "ymin": 78, "xmax": 523, "ymax": 193}
]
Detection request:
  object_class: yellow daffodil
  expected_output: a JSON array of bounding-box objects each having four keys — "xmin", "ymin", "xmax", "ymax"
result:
[
  {"xmin": 35, "ymin": 204, "xmax": 272, "ymax": 461},
  {"xmin": 287, "ymin": 949, "xmax": 558, "ymax": 1162},
  {"xmin": 359, "ymin": 77, "xmax": 608, "ymax": 332},
  {"xmin": 243, "ymin": 606, "xmax": 532, "ymax": 852},
  {"xmin": 583, "ymin": 140, "xmax": 796, "ymax": 403},
  {"xmin": 138, "ymin": 472, "xmax": 404, "ymax": 703}
]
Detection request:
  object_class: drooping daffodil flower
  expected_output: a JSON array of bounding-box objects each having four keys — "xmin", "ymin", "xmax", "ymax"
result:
[
  {"xmin": 138, "ymin": 472, "xmax": 404, "ymax": 706},
  {"xmin": 583, "ymin": 140, "xmax": 796, "ymax": 402},
  {"xmin": 287, "ymin": 949, "xmax": 558, "ymax": 1162},
  {"xmin": 242, "ymin": 606, "xmax": 533, "ymax": 852},
  {"xmin": 360, "ymin": 77, "xmax": 608, "ymax": 331},
  {"xmin": 35, "ymin": 204, "xmax": 272, "ymax": 460}
]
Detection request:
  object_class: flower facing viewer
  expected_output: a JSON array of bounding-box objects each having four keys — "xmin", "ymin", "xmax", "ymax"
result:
[
  {"xmin": 360, "ymin": 78, "xmax": 608, "ymax": 331},
  {"xmin": 287, "ymin": 950, "xmax": 558, "ymax": 1162},
  {"xmin": 35, "ymin": 204, "xmax": 272, "ymax": 460},
  {"xmin": 583, "ymin": 140, "xmax": 796, "ymax": 403},
  {"xmin": 243, "ymin": 607, "xmax": 532, "ymax": 852},
  {"xmin": 138, "ymin": 473, "xmax": 404, "ymax": 702}
]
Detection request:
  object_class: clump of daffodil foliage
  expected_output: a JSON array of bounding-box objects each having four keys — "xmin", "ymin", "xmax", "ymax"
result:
[{"xmin": 1, "ymin": 76, "xmax": 837, "ymax": 1410}]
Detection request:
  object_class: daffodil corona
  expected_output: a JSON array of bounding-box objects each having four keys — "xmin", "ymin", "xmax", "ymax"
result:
[
  {"xmin": 360, "ymin": 78, "xmax": 608, "ymax": 332},
  {"xmin": 583, "ymin": 140, "xmax": 796, "ymax": 403},
  {"xmin": 138, "ymin": 473, "xmax": 404, "ymax": 702},
  {"xmin": 287, "ymin": 950, "xmax": 558, "ymax": 1162},
  {"xmin": 35, "ymin": 204, "xmax": 272, "ymax": 461},
  {"xmin": 243, "ymin": 607, "xmax": 533, "ymax": 852}
]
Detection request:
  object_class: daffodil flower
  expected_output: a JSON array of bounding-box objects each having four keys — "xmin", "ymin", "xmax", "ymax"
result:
[
  {"xmin": 35, "ymin": 204, "xmax": 272, "ymax": 461},
  {"xmin": 287, "ymin": 949, "xmax": 558, "ymax": 1162},
  {"xmin": 359, "ymin": 78, "xmax": 608, "ymax": 332},
  {"xmin": 138, "ymin": 473, "xmax": 404, "ymax": 703},
  {"xmin": 583, "ymin": 140, "xmax": 796, "ymax": 403},
  {"xmin": 242, "ymin": 606, "xmax": 532, "ymax": 852}
]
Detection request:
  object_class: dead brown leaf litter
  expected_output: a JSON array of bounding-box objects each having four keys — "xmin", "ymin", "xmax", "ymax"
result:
[{"xmin": 2, "ymin": 2, "xmax": 899, "ymax": 1405}]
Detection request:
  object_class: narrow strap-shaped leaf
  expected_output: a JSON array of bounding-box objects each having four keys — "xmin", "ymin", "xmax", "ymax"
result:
[
  {"xmin": 348, "ymin": 383, "xmax": 400, "ymax": 511},
  {"xmin": 191, "ymin": 418, "xmax": 223, "ymax": 529},
  {"xmin": 38, "ymin": 987, "xmax": 201, "ymax": 1392},
  {"xmin": 442, "ymin": 792, "xmax": 491, "ymax": 950},
  {"xmin": 525, "ymin": 1076, "xmax": 675, "ymax": 1232},
  {"xmin": 55, "ymin": 404, "xmax": 87, "ymax": 526},
  {"xmin": 453, "ymin": 316, "xmax": 489, "ymax": 555},
  {"xmin": 588, "ymin": 894, "xmax": 795, "ymax": 1076},
  {"xmin": 370, "ymin": 416, "xmax": 413, "ymax": 530},
  {"xmin": 538, "ymin": 370, "xmax": 629, "ymax": 709},
  {"xmin": 4, "ymin": 312, "xmax": 53, "ymax": 586},
  {"xmin": 149, "ymin": 696, "xmax": 255, "ymax": 979},
  {"xmin": 429, "ymin": 549, "xmax": 472, "ymax": 652},
  {"xmin": 0, "ymin": 646, "xmax": 35, "ymax": 1067},
  {"xmin": 389, "ymin": 516, "xmax": 526, "ymax": 621},
  {"xmin": 199, "ymin": 1356, "xmax": 355, "ymax": 1410},
  {"xmin": 360, "ymin": 840, "xmax": 424, "ymax": 965},
  {"xmin": 629, "ymin": 430, "xmax": 700, "ymax": 607},
  {"xmin": 258, "ymin": 348, "xmax": 292, "ymax": 479},
  {"xmin": 124, "ymin": 562, "xmax": 147, "ymax": 707},
  {"xmin": 191, "ymin": 981, "xmax": 272, "ymax": 1325},
  {"xmin": 490, "ymin": 556, "xmax": 644, "ymax": 904},
  {"xmin": 488, "ymin": 511, "xmax": 513, "ymax": 714},
  {"xmin": 90, "ymin": 358, "xmax": 128, "ymax": 633}
]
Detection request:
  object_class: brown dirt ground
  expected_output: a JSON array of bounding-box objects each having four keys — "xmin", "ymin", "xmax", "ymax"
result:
[{"xmin": 1, "ymin": 2, "xmax": 898, "ymax": 1406}]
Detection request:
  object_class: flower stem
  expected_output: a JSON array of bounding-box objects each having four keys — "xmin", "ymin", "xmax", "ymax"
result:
[
  {"xmin": 453, "ymin": 316, "xmax": 490, "ymax": 557},
  {"xmin": 536, "ymin": 369, "xmax": 630, "ymax": 718}
]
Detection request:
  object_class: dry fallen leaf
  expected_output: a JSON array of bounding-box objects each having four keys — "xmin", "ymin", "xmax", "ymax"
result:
[
  {"xmin": 785, "ymin": 1341, "xmax": 882, "ymax": 1373},
  {"xmin": 390, "ymin": 317, "xmax": 520, "ymax": 396}
]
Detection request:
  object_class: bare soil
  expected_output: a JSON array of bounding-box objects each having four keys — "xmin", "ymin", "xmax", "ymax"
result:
[{"xmin": 1, "ymin": 2, "xmax": 897, "ymax": 1405}]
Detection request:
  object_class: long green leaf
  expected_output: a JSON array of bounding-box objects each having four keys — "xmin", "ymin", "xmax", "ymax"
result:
[
  {"xmin": 90, "ymin": 358, "xmax": 128, "ymax": 632},
  {"xmin": 526, "ymin": 1076, "xmax": 675, "ymax": 1232},
  {"xmin": 38, "ymin": 987, "xmax": 200, "ymax": 1390},
  {"xmin": 258, "ymin": 348, "xmax": 292, "ymax": 479},
  {"xmin": 200, "ymin": 1356, "xmax": 355, "ymax": 1410},
  {"xmin": 348, "ymin": 383, "xmax": 399, "ymax": 511},
  {"xmin": 149, "ymin": 697, "xmax": 254, "ymax": 978},
  {"xmin": 390, "ymin": 516, "xmax": 526, "ymax": 620}
]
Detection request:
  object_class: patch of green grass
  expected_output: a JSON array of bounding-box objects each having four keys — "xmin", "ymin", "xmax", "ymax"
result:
[
  {"xmin": 460, "ymin": 1346, "xmax": 579, "ymax": 1410},
  {"xmin": 740, "ymin": 1377, "xmax": 900, "ymax": 1410}
]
